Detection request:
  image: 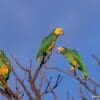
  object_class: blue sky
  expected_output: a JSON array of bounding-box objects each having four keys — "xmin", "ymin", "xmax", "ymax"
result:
[{"xmin": 0, "ymin": 0, "xmax": 100, "ymax": 99}]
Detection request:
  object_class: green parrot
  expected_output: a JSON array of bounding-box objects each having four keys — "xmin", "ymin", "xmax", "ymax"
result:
[
  {"xmin": 57, "ymin": 47, "xmax": 87, "ymax": 78},
  {"xmin": 0, "ymin": 50, "xmax": 11, "ymax": 86},
  {"xmin": 36, "ymin": 27, "xmax": 64, "ymax": 62}
]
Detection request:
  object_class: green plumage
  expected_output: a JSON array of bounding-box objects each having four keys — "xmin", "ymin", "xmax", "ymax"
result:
[
  {"xmin": 60, "ymin": 47, "xmax": 87, "ymax": 78},
  {"xmin": 0, "ymin": 50, "xmax": 11, "ymax": 86},
  {"xmin": 36, "ymin": 30, "xmax": 57, "ymax": 62}
]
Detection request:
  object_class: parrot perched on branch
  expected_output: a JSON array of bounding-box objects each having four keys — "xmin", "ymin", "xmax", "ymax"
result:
[
  {"xmin": 36, "ymin": 27, "xmax": 64, "ymax": 62},
  {"xmin": 0, "ymin": 50, "xmax": 11, "ymax": 86},
  {"xmin": 57, "ymin": 47, "xmax": 87, "ymax": 78}
]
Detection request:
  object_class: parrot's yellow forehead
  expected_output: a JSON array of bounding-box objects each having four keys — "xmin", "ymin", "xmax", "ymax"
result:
[
  {"xmin": 57, "ymin": 47, "xmax": 64, "ymax": 53},
  {"xmin": 54, "ymin": 28, "xmax": 64, "ymax": 36}
]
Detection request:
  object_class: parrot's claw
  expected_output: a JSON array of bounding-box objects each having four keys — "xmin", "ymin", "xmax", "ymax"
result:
[
  {"xmin": 44, "ymin": 53, "xmax": 51, "ymax": 63},
  {"xmin": 68, "ymin": 66, "xmax": 77, "ymax": 76},
  {"xmin": 68, "ymin": 66, "xmax": 74, "ymax": 72}
]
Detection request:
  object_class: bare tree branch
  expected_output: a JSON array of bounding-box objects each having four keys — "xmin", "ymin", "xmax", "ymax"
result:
[
  {"xmin": 44, "ymin": 65, "xmax": 100, "ymax": 96},
  {"xmin": 40, "ymin": 71, "xmax": 58, "ymax": 100},
  {"xmin": 91, "ymin": 54, "xmax": 100, "ymax": 66},
  {"xmin": 12, "ymin": 67, "xmax": 33, "ymax": 100}
]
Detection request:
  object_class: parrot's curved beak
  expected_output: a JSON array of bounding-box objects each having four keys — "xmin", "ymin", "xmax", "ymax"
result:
[
  {"xmin": 57, "ymin": 47, "xmax": 64, "ymax": 54},
  {"xmin": 61, "ymin": 30, "xmax": 64, "ymax": 35},
  {"xmin": 57, "ymin": 48, "xmax": 61, "ymax": 54}
]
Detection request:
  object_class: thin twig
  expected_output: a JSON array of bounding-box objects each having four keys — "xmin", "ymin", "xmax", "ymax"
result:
[
  {"xmin": 12, "ymin": 67, "xmax": 33, "ymax": 100},
  {"xmin": 12, "ymin": 56, "xmax": 29, "ymax": 72},
  {"xmin": 45, "ymin": 65, "xmax": 99, "ymax": 95},
  {"xmin": 91, "ymin": 54, "xmax": 100, "ymax": 66},
  {"xmin": 41, "ymin": 71, "xmax": 58, "ymax": 100}
]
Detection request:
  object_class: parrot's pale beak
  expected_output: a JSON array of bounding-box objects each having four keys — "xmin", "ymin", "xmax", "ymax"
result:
[
  {"xmin": 57, "ymin": 47, "xmax": 63, "ymax": 54},
  {"xmin": 61, "ymin": 30, "xmax": 64, "ymax": 35},
  {"xmin": 57, "ymin": 49, "xmax": 61, "ymax": 54}
]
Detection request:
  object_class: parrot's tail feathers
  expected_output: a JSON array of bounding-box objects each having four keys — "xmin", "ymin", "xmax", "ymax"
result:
[
  {"xmin": 82, "ymin": 70, "xmax": 88, "ymax": 79},
  {"xmin": 36, "ymin": 55, "xmax": 41, "ymax": 62}
]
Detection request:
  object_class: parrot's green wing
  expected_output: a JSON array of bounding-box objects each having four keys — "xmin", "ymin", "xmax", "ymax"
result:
[
  {"xmin": 71, "ymin": 49, "xmax": 87, "ymax": 78},
  {"xmin": 36, "ymin": 33, "xmax": 57, "ymax": 61},
  {"xmin": 71, "ymin": 49, "xmax": 84, "ymax": 68}
]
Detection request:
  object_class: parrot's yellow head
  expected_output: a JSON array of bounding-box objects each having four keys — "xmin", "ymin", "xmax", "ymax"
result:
[
  {"xmin": 54, "ymin": 28, "xmax": 64, "ymax": 36},
  {"xmin": 57, "ymin": 46, "xmax": 64, "ymax": 54}
]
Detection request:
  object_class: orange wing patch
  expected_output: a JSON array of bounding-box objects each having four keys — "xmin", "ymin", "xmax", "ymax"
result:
[
  {"xmin": 0, "ymin": 65, "xmax": 9, "ymax": 75},
  {"xmin": 48, "ymin": 44, "xmax": 55, "ymax": 51}
]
